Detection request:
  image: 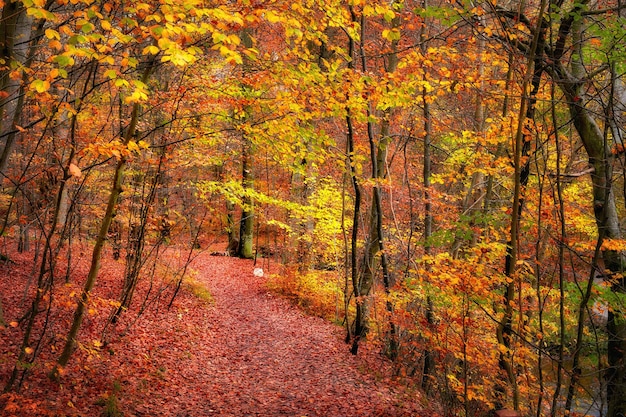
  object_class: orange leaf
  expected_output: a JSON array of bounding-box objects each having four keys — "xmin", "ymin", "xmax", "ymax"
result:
[{"xmin": 68, "ymin": 163, "xmax": 82, "ymax": 178}]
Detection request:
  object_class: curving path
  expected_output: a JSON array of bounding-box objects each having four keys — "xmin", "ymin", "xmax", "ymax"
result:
[{"xmin": 146, "ymin": 254, "xmax": 428, "ymax": 417}]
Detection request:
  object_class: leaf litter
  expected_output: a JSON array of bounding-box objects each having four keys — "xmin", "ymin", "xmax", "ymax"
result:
[{"xmin": 0, "ymin": 246, "xmax": 435, "ymax": 416}]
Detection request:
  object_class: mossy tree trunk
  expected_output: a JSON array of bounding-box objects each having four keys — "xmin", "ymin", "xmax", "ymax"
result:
[
  {"xmin": 236, "ymin": 29, "xmax": 255, "ymax": 260},
  {"xmin": 51, "ymin": 59, "xmax": 155, "ymax": 379}
]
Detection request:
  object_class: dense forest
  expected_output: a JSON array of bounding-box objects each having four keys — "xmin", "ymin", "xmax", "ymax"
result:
[{"xmin": 1, "ymin": 0, "xmax": 625, "ymax": 415}]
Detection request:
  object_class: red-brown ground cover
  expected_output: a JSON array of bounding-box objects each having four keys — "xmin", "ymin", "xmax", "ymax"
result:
[{"xmin": 0, "ymin": 242, "xmax": 434, "ymax": 416}]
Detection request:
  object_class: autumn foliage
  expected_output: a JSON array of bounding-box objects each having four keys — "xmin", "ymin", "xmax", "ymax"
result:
[{"xmin": 1, "ymin": 0, "xmax": 626, "ymax": 416}]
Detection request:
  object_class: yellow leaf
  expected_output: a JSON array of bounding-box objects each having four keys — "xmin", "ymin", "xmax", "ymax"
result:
[
  {"xmin": 100, "ymin": 55, "xmax": 115, "ymax": 65},
  {"xmin": 45, "ymin": 28, "xmax": 60, "ymax": 40},
  {"xmin": 263, "ymin": 10, "xmax": 281, "ymax": 23},
  {"xmin": 157, "ymin": 37, "xmax": 172, "ymax": 49},
  {"xmin": 10, "ymin": 321, "xmax": 18, "ymax": 327},
  {"xmin": 383, "ymin": 9, "xmax": 395, "ymax": 22},
  {"xmin": 127, "ymin": 140, "xmax": 140, "ymax": 152},
  {"xmin": 30, "ymin": 79, "xmax": 50, "ymax": 93},
  {"xmin": 135, "ymin": 2, "xmax": 151, "ymax": 11},
  {"xmin": 114, "ymin": 78, "xmax": 130, "ymax": 88},
  {"xmin": 25, "ymin": 347, "xmax": 34, "ymax": 354},
  {"xmin": 142, "ymin": 45, "xmax": 160, "ymax": 55}
]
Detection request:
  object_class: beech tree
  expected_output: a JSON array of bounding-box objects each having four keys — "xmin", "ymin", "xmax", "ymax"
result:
[{"xmin": 470, "ymin": 1, "xmax": 626, "ymax": 414}]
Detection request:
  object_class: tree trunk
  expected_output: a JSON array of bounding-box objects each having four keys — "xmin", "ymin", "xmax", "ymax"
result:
[
  {"xmin": 345, "ymin": 6, "xmax": 362, "ymax": 352},
  {"xmin": 562, "ymin": 83, "xmax": 625, "ymax": 417},
  {"xmin": 421, "ymin": 85, "xmax": 436, "ymax": 391},
  {"xmin": 418, "ymin": 0, "xmax": 436, "ymax": 390},
  {"xmin": 495, "ymin": 3, "xmax": 547, "ymax": 409},
  {"xmin": 226, "ymin": 200, "xmax": 235, "ymax": 245},
  {"xmin": 51, "ymin": 59, "xmax": 154, "ymax": 378},
  {"xmin": 112, "ymin": 148, "xmax": 165, "ymax": 324},
  {"xmin": 237, "ymin": 29, "xmax": 254, "ymax": 260},
  {"xmin": 0, "ymin": 2, "xmax": 35, "ymax": 177},
  {"xmin": 549, "ymin": 11, "xmax": 626, "ymax": 413},
  {"xmin": 238, "ymin": 135, "xmax": 254, "ymax": 259},
  {"xmin": 52, "ymin": 157, "xmax": 127, "ymax": 377},
  {"xmin": 293, "ymin": 156, "xmax": 314, "ymax": 273},
  {"xmin": 491, "ymin": 1, "xmax": 625, "ymax": 412},
  {"xmin": 5, "ymin": 152, "xmax": 75, "ymax": 391},
  {"xmin": 350, "ymin": 6, "xmax": 399, "ymax": 357}
]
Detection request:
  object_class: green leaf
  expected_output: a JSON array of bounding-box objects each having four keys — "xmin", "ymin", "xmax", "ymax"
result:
[
  {"xmin": 383, "ymin": 9, "xmax": 396, "ymax": 22},
  {"xmin": 382, "ymin": 28, "xmax": 401, "ymax": 41},
  {"xmin": 53, "ymin": 55, "xmax": 75, "ymax": 67},
  {"xmin": 104, "ymin": 69, "xmax": 117, "ymax": 79},
  {"xmin": 81, "ymin": 22, "xmax": 94, "ymax": 33}
]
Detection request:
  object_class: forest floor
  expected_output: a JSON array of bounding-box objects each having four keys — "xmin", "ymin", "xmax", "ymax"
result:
[{"xmin": 0, "ymin": 244, "xmax": 434, "ymax": 416}]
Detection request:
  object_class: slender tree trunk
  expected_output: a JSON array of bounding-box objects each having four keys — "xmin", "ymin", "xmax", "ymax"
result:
[
  {"xmin": 555, "ymin": 65, "xmax": 626, "ymax": 417},
  {"xmin": 4, "ymin": 55, "xmax": 97, "ymax": 391},
  {"xmin": 419, "ymin": 0, "xmax": 436, "ymax": 391},
  {"xmin": 226, "ymin": 200, "xmax": 235, "ymax": 245},
  {"xmin": 53, "ymin": 145, "xmax": 127, "ymax": 377},
  {"xmin": 344, "ymin": 7, "xmax": 363, "ymax": 353},
  {"xmin": 237, "ymin": 29, "xmax": 254, "ymax": 260},
  {"xmin": 548, "ymin": 10, "xmax": 626, "ymax": 414},
  {"xmin": 110, "ymin": 153, "xmax": 163, "ymax": 325},
  {"xmin": 350, "ymin": 5, "xmax": 399, "ymax": 357},
  {"xmin": 238, "ymin": 136, "xmax": 254, "ymax": 259},
  {"xmin": 549, "ymin": 80, "xmax": 567, "ymax": 417},
  {"xmin": 293, "ymin": 156, "xmax": 314, "ymax": 272},
  {"xmin": 496, "ymin": 2, "xmax": 547, "ymax": 409},
  {"xmin": 0, "ymin": 2, "xmax": 29, "ymax": 155},
  {"xmin": 51, "ymin": 60, "xmax": 154, "ymax": 378},
  {"xmin": 346, "ymin": 120, "xmax": 362, "ymax": 355},
  {"xmin": 4, "ymin": 151, "xmax": 75, "ymax": 391},
  {"xmin": 421, "ymin": 84, "xmax": 435, "ymax": 392}
]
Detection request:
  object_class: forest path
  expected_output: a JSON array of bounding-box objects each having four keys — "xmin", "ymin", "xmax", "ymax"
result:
[
  {"xmin": 1, "ymin": 248, "xmax": 430, "ymax": 416},
  {"xmin": 172, "ymin": 254, "xmax": 427, "ymax": 417}
]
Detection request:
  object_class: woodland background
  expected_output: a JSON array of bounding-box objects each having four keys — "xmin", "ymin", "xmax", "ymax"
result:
[{"xmin": 0, "ymin": 0, "xmax": 625, "ymax": 416}]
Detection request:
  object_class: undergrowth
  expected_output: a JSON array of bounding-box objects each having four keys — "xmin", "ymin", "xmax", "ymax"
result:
[
  {"xmin": 266, "ymin": 268, "xmax": 343, "ymax": 322},
  {"xmin": 96, "ymin": 380, "xmax": 122, "ymax": 417},
  {"xmin": 183, "ymin": 278, "xmax": 213, "ymax": 304},
  {"xmin": 166, "ymin": 268, "xmax": 213, "ymax": 304}
]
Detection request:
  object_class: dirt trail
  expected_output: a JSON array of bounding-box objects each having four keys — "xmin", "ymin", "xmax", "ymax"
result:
[{"xmin": 168, "ymin": 254, "xmax": 426, "ymax": 417}]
